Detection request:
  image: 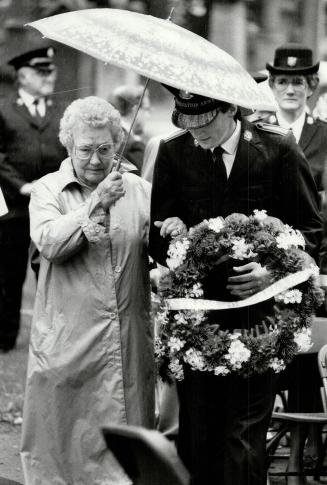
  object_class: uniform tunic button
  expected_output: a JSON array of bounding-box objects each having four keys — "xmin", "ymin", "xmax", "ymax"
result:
[
  {"xmin": 115, "ymin": 265, "xmax": 121, "ymax": 273},
  {"xmin": 109, "ymin": 312, "xmax": 116, "ymax": 319}
]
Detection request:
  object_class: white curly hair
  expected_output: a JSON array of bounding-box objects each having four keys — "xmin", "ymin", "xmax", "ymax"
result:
[{"xmin": 59, "ymin": 96, "xmax": 124, "ymax": 150}]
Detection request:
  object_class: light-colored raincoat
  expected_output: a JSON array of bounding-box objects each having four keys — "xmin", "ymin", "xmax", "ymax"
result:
[{"xmin": 21, "ymin": 158, "xmax": 155, "ymax": 485}]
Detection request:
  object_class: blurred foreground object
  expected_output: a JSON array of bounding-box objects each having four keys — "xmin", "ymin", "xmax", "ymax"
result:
[{"xmin": 102, "ymin": 424, "xmax": 190, "ymax": 485}]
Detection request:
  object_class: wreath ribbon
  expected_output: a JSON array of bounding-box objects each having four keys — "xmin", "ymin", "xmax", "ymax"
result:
[{"xmin": 166, "ymin": 268, "xmax": 315, "ymax": 311}]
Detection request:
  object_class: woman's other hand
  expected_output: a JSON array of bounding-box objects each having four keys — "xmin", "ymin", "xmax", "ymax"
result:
[
  {"xmin": 96, "ymin": 172, "xmax": 125, "ymax": 210},
  {"xmin": 154, "ymin": 217, "xmax": 187, "ymax": 238}
]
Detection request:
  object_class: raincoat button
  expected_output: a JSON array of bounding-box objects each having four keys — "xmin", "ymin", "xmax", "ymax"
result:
[
  {"xmin": 109, "ymin": 312, "xmax": 116, "ymax": 319},
  {"xmin": 115, "ymin": 265, "xmax": 121, "ymax": 273}
]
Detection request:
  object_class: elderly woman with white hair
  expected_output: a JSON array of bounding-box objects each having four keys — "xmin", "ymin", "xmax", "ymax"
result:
[{"xmin": 21, "ymin": 96, "xmax": 155, "ymax": 485}]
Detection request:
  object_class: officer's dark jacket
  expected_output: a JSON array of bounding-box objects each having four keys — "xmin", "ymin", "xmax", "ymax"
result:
[
  {"xmin": 149, "ymin": 119, "xmax": 322, "ymax": 265},
  {"xmin": 0, "ymin": 93, "xmax": 67, "ymax": 219}
]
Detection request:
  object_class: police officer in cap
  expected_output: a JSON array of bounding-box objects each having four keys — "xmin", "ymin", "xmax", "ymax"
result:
[
  {"xmin": 149, "ymin": 86, "xmax": 322, "ymax": 485},
  {"xmin": 0, "ymin": 47, "xmax": 66, "ymax": 351}
]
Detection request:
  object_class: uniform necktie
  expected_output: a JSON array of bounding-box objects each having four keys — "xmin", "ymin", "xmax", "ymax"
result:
[
  {"xmin": 212, "ymin": 146, "xmax": 227, "ymax": 183},
  {"xmin": 33, "ymin": 98, "xmax": 43, "ymax": 124},
  {"xmin": 211, "ymin": 146, "xmax": 227, "ymax": 215}
]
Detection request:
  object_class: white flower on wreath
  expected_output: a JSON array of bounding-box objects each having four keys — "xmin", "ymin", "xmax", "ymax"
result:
[
  {"xmin": 185, "ymin": 282, "xmax": 204, "ymax": 298},
  {"xmin": 207, "ymin": 217, "xmax": 225, "ymax": 233},
  {"xmin": 294, "ymin": 327, "xmax": 313, "ymax": 353},
  {"xmin": 168, "ymin": 359, "xmax": 184, "ymax": 381},
  {"xmin": 214, "ymin": 365, "xmax": 230, "ymax": 376},
  {"xmin": 275, "ymin": 289, "xmax": 302, "ymax": 304},
  {"xmin": 184, "ymin": 348, "xmax": 206, "ymax": 371},
  {"xmin": 174, "ymin": 312, "xmax": 188, "ymax": 325},
  {"xmin": 231, "ymin": 237, "xmax": 257, "ymax": 260},
  {"xmin": 155, "ymin": 309, "xmax": 169, "ymax": 328},
  {"xmin": 310, "ymin": 263, "xmax": 320, "ymax": 278},
  {"xmin": 225, "ymin": 339, "xmax": 251, "ymax": 369},
  {"xmin": 253, "ymin": 209, "xmax": 267, "ymax": 222},
  {"xmin": 189, "ymin": 310, "xmax": 206, "ymax": 326},
  {"xmin": 166, "ymin": 237, "xmax": 190, "ymax": 270},
  {"xmin": 167, "ymin": 337, "xmax": 186, "ymax": 353},
  {"xmin": 276, "ymin": 227, "xmax": 305, "ymax": 250},
  {"xmin": 269, "ymin": 358, "xmax": 286, "ymax": 373},
  {"xmin": 154, "ymin": 337, "xmax": 166, "ymax": 357}
]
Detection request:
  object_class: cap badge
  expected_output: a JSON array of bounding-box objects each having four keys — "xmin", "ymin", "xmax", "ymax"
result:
[
  {"xmin": 268, "ymin": 114, "xmax": 277, "ymax": 124},
  {"xmin": 244, "ymin": 130, "xmax": 253, "ymax": 142},
  {"xmin": 287, "ymin": 57, "xmax": 297, "ymax": 67},
  {"xmin": 179, "ymin": 90, "xmax": 193, "ymax": 100}
]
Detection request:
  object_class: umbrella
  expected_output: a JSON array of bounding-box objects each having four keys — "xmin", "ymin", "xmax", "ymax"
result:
[{"xmin": 27, "ymin": 8, "xmax": 276, "ymax": 112}]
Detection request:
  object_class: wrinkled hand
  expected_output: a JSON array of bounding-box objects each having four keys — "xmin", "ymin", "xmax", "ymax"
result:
[
  {"xmin": 226, "ymin": 261, "xmax": 272, "ymax": 300},
  {"xmin": 154, "ymin": 217, "xmax": 187, "ymax": 238},
  {"xmin": 96, "ymin": 172, "xmax": 125, "ymax": 211}
]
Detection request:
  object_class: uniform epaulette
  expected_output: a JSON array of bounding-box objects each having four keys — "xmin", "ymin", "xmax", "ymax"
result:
[
  {"xmin": 255, "ymin": 122, "xmax": 289, "ymax": 136},
  {"xmin": 314, "ymin": 117, "xmax": 327, "ymax": 126},
  {"xmin": 164, "ymin": 129, "xmax": 188, "ymax": 142}
]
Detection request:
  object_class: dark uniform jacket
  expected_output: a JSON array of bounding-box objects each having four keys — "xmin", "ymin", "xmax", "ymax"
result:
[
  {"xmin": 149, "ymin": 119, "xmax": 322, "ymax": 331},
  {"xmin": 267, "ymin": 113, "xmax": 327, "ymax": 191},
  {"xmin": 0, "ymin": 93, "xmax": 67, "ymax": 220},
  {"xmin": 266, "ymin": 113, "xmax": 327, "ymax": 278}
]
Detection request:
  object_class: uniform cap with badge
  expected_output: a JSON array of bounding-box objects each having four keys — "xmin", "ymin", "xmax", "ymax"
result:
[
  {"xmin": 266, "ymin": 44, "xmax": 319, "ymax": 75},
  {"xmin": 8, "ymin": 47, "xmax": 56, "ymax": 76},
  {"xmin": 162, "ymin": 83, "xmax": 232, "ymax": 130}
]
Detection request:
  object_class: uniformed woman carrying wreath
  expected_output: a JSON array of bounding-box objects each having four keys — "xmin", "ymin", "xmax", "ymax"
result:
[{"xmin": 149, "ymin": 84, "xmax": 322, "ymax": 485}]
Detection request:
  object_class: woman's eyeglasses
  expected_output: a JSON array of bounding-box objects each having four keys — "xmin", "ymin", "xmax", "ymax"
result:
[
  {"xmin": 74, "ymin": 143, "xmax": 114, "ymax": 160},
  {"xmin": 273, "ymin": 77, "xmax": 307, "ymax": 92}
]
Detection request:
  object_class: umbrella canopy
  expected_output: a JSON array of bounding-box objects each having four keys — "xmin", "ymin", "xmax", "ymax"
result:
[{"xmin": 27, "ymin": 9, "xmax": 276, "ymax": 112}]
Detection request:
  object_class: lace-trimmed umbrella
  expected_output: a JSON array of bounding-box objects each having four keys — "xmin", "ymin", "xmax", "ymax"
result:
[
  {"xmin": 27, "ymin": 8, "xmax": 276, "ymax": 168},
  {"xmin": 28, "ymin": 8, "xmax": 275, "ymax": 110}
]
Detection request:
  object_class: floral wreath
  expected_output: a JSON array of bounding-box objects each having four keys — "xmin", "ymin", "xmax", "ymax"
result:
[{"xmin": 155, "ymin": 210, "xmax": 324, "ymax": 381}]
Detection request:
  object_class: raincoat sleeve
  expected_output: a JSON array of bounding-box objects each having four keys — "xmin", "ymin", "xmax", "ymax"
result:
[{"xmin": 29, "ymin": 178, "xmax": 107, "ymax": 264}]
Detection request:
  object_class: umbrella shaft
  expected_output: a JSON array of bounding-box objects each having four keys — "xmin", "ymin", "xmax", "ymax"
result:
[{"xmin": 114, "ymin": 78, "xmax": 150, "ymax": 172}]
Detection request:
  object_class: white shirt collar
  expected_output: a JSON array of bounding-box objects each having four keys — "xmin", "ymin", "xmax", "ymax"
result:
[
  {"xmin": 18, "ymin": 88, "xmax": 36, "ymax": 109},
  {"xmin": 276, "ymin": 110, "xmax": 306, "ymax": 143},
  {"xmin": 221, "ymin": 119, "xmax": 241, "ymax": 155},
  {"xmin": 18, "ymin": 88, "xmax": 46, "ymax": 117},
  {"xmin": 210, "ymin": 120, "xmax": 241, "ymax": 154}
]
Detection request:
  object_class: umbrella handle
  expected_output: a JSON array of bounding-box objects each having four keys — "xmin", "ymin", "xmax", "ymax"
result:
[{"xmin": 113, "ymin": 77, "xmax": 150, "ymax": 172}]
